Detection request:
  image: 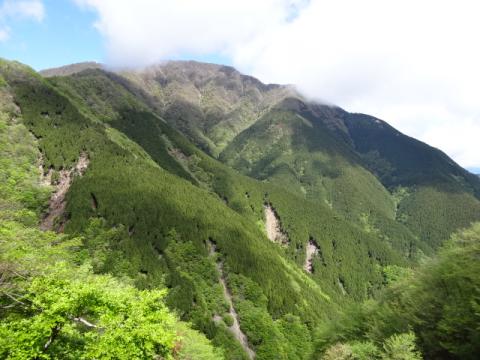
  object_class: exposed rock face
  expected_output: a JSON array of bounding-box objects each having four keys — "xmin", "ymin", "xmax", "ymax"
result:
[
  {"xmin": 40, "ymin": 153, "xmax": 89, "ymax": 231},
  {"xmin": 304, "ymin": 239, "xmax": 319, "ymax": 273},
  {"xmin": 264, "ymin": 204, "xmax": 289, "ymax": 246}
]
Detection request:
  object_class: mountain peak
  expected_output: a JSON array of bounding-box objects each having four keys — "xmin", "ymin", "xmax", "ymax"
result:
[
  {"xmin": 126, "ymin": 60, "xmax": 287, "ymax": 93},
  {"xmin": 40, "ymin": 61, "xmax": 103, "ymax": 77}
]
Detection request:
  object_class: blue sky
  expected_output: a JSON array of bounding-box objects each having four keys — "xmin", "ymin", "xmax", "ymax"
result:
[
  {"xmin": 0, "ymin": 0, "xmax": 103, "ymax": 70},
  {"xmin": 0, "ymin": 0, "xmax": 478, "ymax": 171},
  {"xmin": 0, "ymin": 0, "xmax": 229, "ymax": 70}
]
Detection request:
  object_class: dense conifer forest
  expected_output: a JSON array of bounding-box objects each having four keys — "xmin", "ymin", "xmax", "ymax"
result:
[{"xmin": 1, "ymin": 59, "xmax": 479, "ymax": 359}]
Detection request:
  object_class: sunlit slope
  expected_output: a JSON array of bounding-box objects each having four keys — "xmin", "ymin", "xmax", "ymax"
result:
[
  {"xmin": 0, "ymin": 80, "xmax": 222, "ymax": 359},
  {"xmin": 220, "ymin": 103, "xmax": 396, "ymax": 223},
  {"xmin": 48, "ymin": 67, "xmax": 407, "ymax": 302},
  {"xmin": 2, "ymin": 59, "xmax": 406, "ymax": 359},
  {"xmin": 2, "ymin": 60, "xmax": 335, "ymax": 358},
  {"xmin": 117, "ymin": 61, "xmax": 296, "ymax": 157},
  {"xmin": 44, "ymin": 61, "xmax": 480, "ymax": 252}
]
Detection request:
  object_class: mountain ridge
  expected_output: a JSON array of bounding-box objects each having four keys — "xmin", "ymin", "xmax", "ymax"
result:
[
  {"xmin": 2, "ymin": 57, "xmax": 480, "ymax": 359},
  {"xmin": 40, "ymin": 60, "xmax": 477, "ymax": 180},
  {"xmin": 42, "ymin": 59, "xmax": 480, "ymax": 249}
]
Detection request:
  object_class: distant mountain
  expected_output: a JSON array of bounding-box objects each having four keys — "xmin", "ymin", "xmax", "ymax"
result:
[{"xmin": 40, "ymin": 61, "xmax": 102, "ymax": 77}]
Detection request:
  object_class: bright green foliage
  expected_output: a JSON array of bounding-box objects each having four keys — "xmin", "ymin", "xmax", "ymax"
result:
[
  {"xmin": 314, "ymin": 223, "xmax": 480, "ymax": 360},
  {"xmin": 277, "ymin": 314, "xmax": 314, "ymax": 359},
  {"xmin": 0, "ymin": 222, "xmax": 217, "ymax": 359},
  {"xmin": 0, "ymin": 86, "xmax": 50, "ymax": 224},
  {"xmin": 381, "ymin": 265, "xmax": 413, "ymax": 285},
  {"xmin": 81, "ymin": 218, "xmax": 136, "ymax": 276},
  {"xmin": 175, "ymin": 323, "xmax": 224, "ymax": 360},
  {"xmin": 0, "ymin": 217, "xmax": 206, "ymax": 359},
  {"xmin": 349, "ymin": 341, "xmax": 381, "ymax": 359},
  {"xmin": 381, "ymin": 333, "xmax": 421, "ymax": 360},
  {"xmin": 0, "ymin": 264, "xmax": 177, "ymax": 359},
  {"xmin": 404, "ymin": 224, "xmax": 480, "ymax": 358},
  {"xmin": 321, "ymin": 335, "xmax": 419, "ymax": 360}
]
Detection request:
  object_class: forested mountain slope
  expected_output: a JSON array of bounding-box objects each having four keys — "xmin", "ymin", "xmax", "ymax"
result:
[
  {"xmin": 2, "ymin": 57, "xmax": 479, "ymax": 359},
  {"xmin": 1, "ymin": 59, "xmax": 404, "ymax": 359},
  {"xmin": 45, "ymin": 61, "xmax": 480, "ymax": 253},
  {"xmin": 315, "ymin": 223, "xmax": 480, "ymax": 360},
  {"xmin": 48, "ymin": 66, "xmax": 407, "ymax": 300},
  {"xmin": 0, "ymin": 68, "xmax": 221, "ymax": 359},
  {"xmin": 60, "ymin": 60, "xmax": 480, "ymax": 252},
  {"xmin": 341, "ymin": 113, "xmax": 480, "ymax": 247}
]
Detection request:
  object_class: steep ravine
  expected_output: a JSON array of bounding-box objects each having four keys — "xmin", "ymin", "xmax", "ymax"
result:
[
  {"xmin": 39, "ymin": 153, "xmax": 89, "ymax": 231},
  {"xmin": 208, "ymin": 241, "xmax": 256, "ymax": 359}
]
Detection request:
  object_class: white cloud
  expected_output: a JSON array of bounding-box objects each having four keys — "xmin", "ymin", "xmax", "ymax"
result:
[
  {"xmin": 0, "ymin": 0, "xmax": 45, "ymax": 42},
  {"xmin": 77, "ymin": 0, "xmax": 480, "ymax": 169},
  {"xmin": 75, "ymin": 0, "xmax": 305, "ymax": 66},
  {"xmin": 0, "ymin": 0, "xmax": 45, "ymax": 22},
  {"xmin": 0, "ymin": 26, "xmax": 8, "ymax": 41}
]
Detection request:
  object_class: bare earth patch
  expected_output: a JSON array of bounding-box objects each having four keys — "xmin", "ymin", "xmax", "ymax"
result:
[
  {"xmin": 39, "ymin": 153, "xmax": 89, "ymax": 232},
  {"xmin": 304, "ymin": 239, "xmax": 319, "ymax": 273},
  {"xmin": 264, "ymin": 203, "xmax": 289, "ymax": 246}
]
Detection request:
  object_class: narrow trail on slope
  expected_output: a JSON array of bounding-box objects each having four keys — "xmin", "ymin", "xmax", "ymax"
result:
[
  {"xmin": 207, "ymin": 241, "xmax": 256, "ymax": 359},
  {"xmin": 39, "ymin": 153, "xmax": 89, "ymax": 231}
]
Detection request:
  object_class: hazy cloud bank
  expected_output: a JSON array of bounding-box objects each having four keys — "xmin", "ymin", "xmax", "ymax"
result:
[{"xmin": 77, "ymin": 0, "xmax": 480, "ymax": 169}]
